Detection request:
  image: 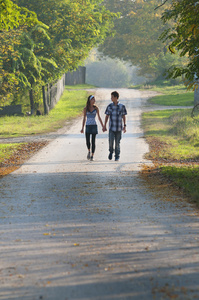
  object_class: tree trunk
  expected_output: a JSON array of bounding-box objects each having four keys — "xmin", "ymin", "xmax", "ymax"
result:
[
  {"xmin": 42, "ymin": 85, "xmax": 49, "ymax": 115},
  {"xmin": 29, "ymin": 88, "xmax": 34, "ymax": 115}
]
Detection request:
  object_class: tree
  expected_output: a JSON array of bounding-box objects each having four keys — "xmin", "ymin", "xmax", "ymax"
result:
[
  {"xmin": 99, "ymin": 0, "xmax": 170, "ymax": 77},
  {"xmin": 14, "ymin": 0, "xmax": 118, "ymax": 77},
  {"xmin": 149, "ymin": 50, "xmax": 188, "ymax": 83},
  {"xmin": 14, "ymin": 24, "xmax": 57, "ymax": 113},
  {"xmin": 0, "ymin": 0, "xmax": 39, "ymax": 30},
  {"xmin": 11, "ymin": 0, "xmax": 117, "ymax": 112},
  {"xmin": 159, "ymin": 0, "xmax": 199, "ymax": 89},
  {"xmin": 0, "ymin": 0, "xmax": 41, "ymax": 105}
]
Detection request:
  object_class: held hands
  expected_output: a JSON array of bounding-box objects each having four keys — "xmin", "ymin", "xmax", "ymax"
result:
[
  {"xmin": 102, "ymin": 125, "xmax": 107, "ymax": 132},
  {"xmin": 81, "ymin": 127, "xmax": 107, "ymax": 133}
]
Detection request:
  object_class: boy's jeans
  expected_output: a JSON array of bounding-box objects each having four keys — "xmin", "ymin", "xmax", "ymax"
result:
[{"xmin": 109, "ymin": 130, "xmax": 122, "ymax": 158}]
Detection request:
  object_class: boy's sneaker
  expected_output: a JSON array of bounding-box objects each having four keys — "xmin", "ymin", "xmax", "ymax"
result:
[
  {"xmin": 87, "ymin": 152, "xmax": 91, "ymax": 160},
  {"xmin": 115, "ymin": 156, "xmax": 119, "ymax": 161},
  {"xmin": 108, "ymin": 152, "xmax": 113, "ymax": 160}
]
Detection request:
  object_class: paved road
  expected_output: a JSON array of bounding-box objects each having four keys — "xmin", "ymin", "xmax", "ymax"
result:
[{"xmin": 0, "ymin": 88, "xmax": 199, "ymax": 300}]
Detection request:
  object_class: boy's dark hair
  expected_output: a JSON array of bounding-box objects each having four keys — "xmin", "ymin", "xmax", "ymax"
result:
[{"xmin": 111, "ymin": 91, "xmax": 119, "ymax": 99}]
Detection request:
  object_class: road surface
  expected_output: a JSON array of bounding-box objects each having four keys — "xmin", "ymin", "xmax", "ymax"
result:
[{"xmin": 0, "ymin": 88, "xmax": 199, "ymax": 300}]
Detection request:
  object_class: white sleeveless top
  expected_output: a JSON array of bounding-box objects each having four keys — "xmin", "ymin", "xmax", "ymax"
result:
[{"xmin": 86, "ymin": 109, "xmax": 97, "ymax": 125}]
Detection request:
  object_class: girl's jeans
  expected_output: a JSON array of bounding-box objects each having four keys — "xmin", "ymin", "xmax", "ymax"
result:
[{"xmin": 109, "ymin": 130, "xmax": 121, "ymax": 158}]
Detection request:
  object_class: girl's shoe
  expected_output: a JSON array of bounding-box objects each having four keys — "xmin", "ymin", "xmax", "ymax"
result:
[
  {"xmin": 90, "ymin": 155, "xmax": 94, "ymax": 161},
  {"xmin": 87, "ymin": 152, "xmax": 91, "ymax": 160}
]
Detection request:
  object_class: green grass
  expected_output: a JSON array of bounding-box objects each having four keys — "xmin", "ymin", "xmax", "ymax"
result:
[
  {"xmin": 0, "ymin": 87, "xmax": 89, "ymax": 138},
  {"xmin": 142, "ymin": 103, "xmax": 199, "ymax": 203},
  {"xmin": 142, "ymin": 108, "xmax": 199, "ymax": 159},
  {"xmin": 0, "ymin": 143, "xmax": 23, "ymax": 163},
  {"xmin": 132, "ymin": 81, "xmax": 194, "ymax": 106},
  {"xmin": 148, "ymin": 84, "xmax": 194, "ymax": 106},
  {"xmin": 141, "ymin": 83, "xmax": 199, "ymax": 202},
  {"xmin": 149, "ymin": 92, "xmax": 194, "ymax": 106},
  {"xmin": 160, "ymin": 165, "xmax": 199, "ymax": 203},
  {"xmin": 146, "ymin": 83, "xmax": 188, "ymax": 94}
]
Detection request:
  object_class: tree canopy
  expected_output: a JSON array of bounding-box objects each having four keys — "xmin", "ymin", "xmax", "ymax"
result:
[
  {"xmin": 0, "ymin": 0, "xmax": 42, "ymax": 104},
  {"xmin": 0, "ymin": 0, "xmax": 117, "ymax": 107},
  {"xmin": 13, "ymin": 0, "xmax": 117, "ymax": 79},
  {"xmin": 99, "ymin": 0, "xmax": 169, "ymax": 77},
  {"xmin": 159, "ymin": 0, "xmax": 199, "ymax": 88},
  {"xmin": 0, "ymin": 0, "xmax": 39, "ymax": 30}
]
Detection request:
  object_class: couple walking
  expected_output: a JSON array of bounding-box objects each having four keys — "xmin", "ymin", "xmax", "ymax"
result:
[{"xmin": 81, "ymin": 91, "xmax": 127, "ymax": 161}]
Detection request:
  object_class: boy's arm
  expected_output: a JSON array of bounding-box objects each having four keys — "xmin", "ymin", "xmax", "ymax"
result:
[
  {"xmin": 103, "ymin": 115, "xmax": 109, "ymax": 131},
  {"xmin": 122, "ymin": 115, "xmax": 126, "ymax": 133}
]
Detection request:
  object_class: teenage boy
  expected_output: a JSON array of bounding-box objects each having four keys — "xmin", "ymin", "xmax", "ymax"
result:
[{"xmin": 103, "ymin": 91, "xmax": 127, "ymax": 161}]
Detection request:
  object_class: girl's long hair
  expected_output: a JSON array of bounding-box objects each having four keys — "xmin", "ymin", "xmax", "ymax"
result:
[{"xmin": 86, "ymin": 95, "xmax": 98, "ymax": 112}]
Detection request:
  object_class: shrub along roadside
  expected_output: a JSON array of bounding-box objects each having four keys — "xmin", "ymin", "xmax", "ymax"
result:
[{"xmin": 141, "ymin": 86, "xmax": 199, "ymax": 204}]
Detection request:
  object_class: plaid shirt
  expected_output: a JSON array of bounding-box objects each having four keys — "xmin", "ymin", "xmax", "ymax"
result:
[{"xmin": 105, "ymin": 102, "xmax": 127, "ymax": 131}]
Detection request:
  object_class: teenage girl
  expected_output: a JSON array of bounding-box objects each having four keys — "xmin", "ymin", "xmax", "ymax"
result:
[{"xmin": 81, "ymin": 95, "xmax": 103, "ymax": 160}]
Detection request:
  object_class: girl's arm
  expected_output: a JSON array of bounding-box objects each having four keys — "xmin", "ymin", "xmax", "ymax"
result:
[
  {"xmin": 97, "ymin": 107, "xmax": 104, "ymax": 128},
  {"xmin": 80, "ymin": 108, "xmax": 86, "ymax": 133}
]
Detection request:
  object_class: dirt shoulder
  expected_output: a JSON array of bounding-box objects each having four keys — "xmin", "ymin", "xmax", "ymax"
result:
[{"xmin": 0, "ymin": 141, "xmax": 48, "ymax": 177}]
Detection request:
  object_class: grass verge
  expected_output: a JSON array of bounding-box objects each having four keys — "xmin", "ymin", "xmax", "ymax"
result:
[
  {"xmin": 0, "ymin": 142, "xmax": 48, "ymax": 177},
  {"xmin": 141, "ymin": 91, "xmax": 199, "ymax": 204},
  {"xmin": 132, "ymin": 81, "xmax": 194, "ymax": 106}
]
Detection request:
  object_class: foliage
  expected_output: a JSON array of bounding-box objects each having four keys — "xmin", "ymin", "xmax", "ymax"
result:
[
  {"xmin": 0, "ymin": 23, "xmax": 55, "ymax": 106},
  {"xmin": 99, "ymin": 0, "xmax": 173, "ymax": 78},
  {"xmin": 0, "ymin": 0, "xmax": 42, "ymax": 105},
  {"xmin": 0, "ymin": 29, "xmax": 20, "ymax": 105},
  {"xmin": 1, "ymin": 0, "xmax": 117, "ymax": 108},
  {"xmin": 149, "ymin": 50, "xmax": 188, "ymax": 81},
  {"xmin": 14, "ymin": 0, "xmax": 118, "ymax": 80},
  {"xmin": 159, "ymin": 0, "xmax": 199, "ymax": 89},
  {"xmin": 0, "ymin": 0, "xmax": 39, "ymax": 30}
]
